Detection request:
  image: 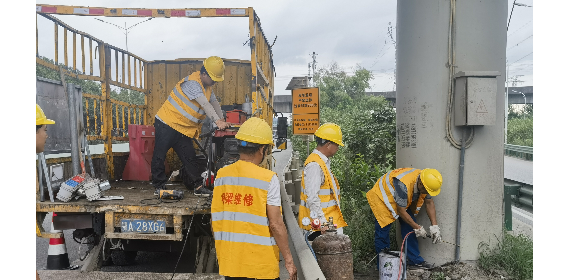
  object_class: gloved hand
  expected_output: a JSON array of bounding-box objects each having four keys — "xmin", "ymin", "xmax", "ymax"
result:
[
  {"xmin": 414, "ymin": 226, "xmax": 428, "ymax": 238},
  {"xmin": 429, "ymin": 225, "xmax": 442, "ymax": 244}
]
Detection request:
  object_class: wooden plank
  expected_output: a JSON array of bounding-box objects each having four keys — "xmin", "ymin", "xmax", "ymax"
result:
[
  {"xmin": 152, "ymin": 63, "xmax": 167, "ymax": 118},
  {"xmin": 223, "ymin": 64, "xmax": 238, "ymax": 106},
  {"xmin": 166, "ymin": 63, "xmax": 181, "ymax": 99}
]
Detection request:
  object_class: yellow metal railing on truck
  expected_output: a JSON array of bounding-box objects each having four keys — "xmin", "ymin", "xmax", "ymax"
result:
[
  {"xmin": 37, "ymin": 12, "xmax": 149, "ymax": 179},
  {"xmin": 37, "ymin": 4, "xmax": 277, "ymax": 179}
]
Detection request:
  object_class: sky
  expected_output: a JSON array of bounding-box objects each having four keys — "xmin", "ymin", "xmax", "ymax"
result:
[{"xmin": 34, "ymin": 0, "xmax": 533, "ymax": 96}]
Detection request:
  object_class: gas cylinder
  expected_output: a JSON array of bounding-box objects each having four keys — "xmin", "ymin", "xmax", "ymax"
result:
[{"xmin": 311, "ymin": 219, "xmax": 354, "ymax": 280}]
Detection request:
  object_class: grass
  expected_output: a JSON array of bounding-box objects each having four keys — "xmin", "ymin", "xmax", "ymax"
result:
[
  {"xmin": 430, "ymin": 271, "xmax": 445, "ymax": 280},
  {"xmin": 478, "ymin": 231, "xmax": 533, "ymax": 280}
]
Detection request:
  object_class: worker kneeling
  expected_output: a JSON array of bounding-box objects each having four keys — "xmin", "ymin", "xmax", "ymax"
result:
[
  {"xmin": 366, "ymin": 168, "xmax": 443, "ymax": 269},
  {"xmin": 212, "ymin": 117, "xmax": 297, "ymax": 280}
]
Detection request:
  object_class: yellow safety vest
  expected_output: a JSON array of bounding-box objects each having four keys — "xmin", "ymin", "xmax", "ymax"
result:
[
  {"xmin": 155, "ymin": 71, "xmax": 211, "ymax": 138},
  {"xmin": 298, "ymin": 153, "xmax": 348, "ymax": 231},
  {"xmin": 212, "ymin": 160, "xmax": 280, "ymax": 279},
  {"xmin": 366, "ymin": 168, "xmax": 427, "ymax": 228}
]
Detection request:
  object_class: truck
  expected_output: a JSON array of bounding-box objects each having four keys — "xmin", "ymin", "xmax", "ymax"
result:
[{"xmin": 35, "ymin": 4, "xmax": 288, "ymax": 272}]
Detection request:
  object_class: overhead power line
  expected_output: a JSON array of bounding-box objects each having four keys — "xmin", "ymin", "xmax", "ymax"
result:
[
  {"xmin": 509, "ymin": 52, "xmax": 533, "ymax": 65},
  {"xmin": 508, "ymin": 19, "xmax": 532, "ymax": 37},
  {"xmin": 507, "ymin": 34, "xmax": 533, "ymax": 51}
]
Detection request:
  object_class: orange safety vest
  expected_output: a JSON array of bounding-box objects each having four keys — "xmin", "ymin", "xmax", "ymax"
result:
[
  {"xmin": 298, "ymin": 153, "xmax": 348, "ymax": 231},
  {"xmin": 155, "ymin": 71, "xmax": 212, "ymax": 138},
  {"xmin": 211, "ymin": 160, "xmax": 280, "ymax": 279},
  {"xmin": 366, "ymin": 168, "xmax": 427, "ymax": 228}
]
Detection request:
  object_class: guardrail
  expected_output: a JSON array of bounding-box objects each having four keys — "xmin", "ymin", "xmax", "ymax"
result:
[
  {"xmin": 504, "ymin": 180, "xmax": 533, "ymax": 231},
  {"xmin": 504, "ymin": 144, "xmax": 533, "ymax": 161},
  {"xmin": 280, "ymin": 152, "xmax": 326, "ymax": 280}
]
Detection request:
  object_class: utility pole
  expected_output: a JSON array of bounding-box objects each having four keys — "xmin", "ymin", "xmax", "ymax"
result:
[{"xmin": 309, "ymin": 52, "xmax": 318, "ymax": 87}]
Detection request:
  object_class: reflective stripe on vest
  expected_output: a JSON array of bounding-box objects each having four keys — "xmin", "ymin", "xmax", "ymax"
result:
[
  {"xmin": 380, "ymin": 174, "xmax": 399, "ymax": 220},
  {"xmin": 396, "ymin": 168, "xmax": 417, "ymax": 180},
  {"xmin": 300, "ymin": 188, "xmax": 334, "ymax": 197},
  {"xmin": 214, "ymin": 176, "xmax": 270, "ymax": 191},
  {"xmin": 166, "ymin": 96, "xmax": 202, "ymax": 124},
  {"xmin": 300, "ymin": 198, "xmax": 337, "ymax": 209},
  {"xmin": 155, "ymin": 71, "xmax": 211, "ymax": 138},
  {"xmin": 211, "ymin": 160, "xmax": 279, "ymax": 279},
  {"xmin": 297, "ymin": 153, "xmax": 348, "ymax": 230},
  {"xmin": 214, "ymin": 231, "xmax": 277, "ymax": 246},
  {"xmin": 171, "ymin": 86, "xmax": 205, "ymax": 115},
  {"xmin": 212, "ymin": 211, "xmax": 269, "ymax": 226}
]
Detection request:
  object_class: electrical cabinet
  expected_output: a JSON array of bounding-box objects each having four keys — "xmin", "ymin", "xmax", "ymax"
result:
[{"xmin": 454, "ymin": 71, "xmax": 500, "ymax": 126}]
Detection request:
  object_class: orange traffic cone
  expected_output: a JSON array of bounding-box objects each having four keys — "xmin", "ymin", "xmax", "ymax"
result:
[{"xmin": 46, "ymin": 213, "xmax": 70, "ymax": 270}]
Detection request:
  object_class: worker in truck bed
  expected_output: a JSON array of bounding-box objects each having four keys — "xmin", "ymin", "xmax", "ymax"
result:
[
  {"xmin": 152, "ymin": 56, "xmax": 231, "ymax": 197},
  {"xmin": 366, "ymin": 168, "xmax": 444, "ymax": 270},
  {"xmin": 298, "ymin": 123, "xmax": 348, "ymax": 236},
  {"xmin": 212, "ymin": 117, "xmax": 297, "ymax": 280},
  {"xmin": 36, "ymin": 104, "xmax": 56, "ymax": 280}
]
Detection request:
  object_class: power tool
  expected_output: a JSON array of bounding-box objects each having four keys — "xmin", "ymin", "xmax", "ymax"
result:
[{"xmin": 159, "ymin": 189, "xmax": 184, "ymax": 200}]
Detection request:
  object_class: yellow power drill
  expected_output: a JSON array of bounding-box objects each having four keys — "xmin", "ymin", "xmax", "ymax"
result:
[{"xmin": 159, "ymin": 189, "xmax": 184, "ymax": 200}]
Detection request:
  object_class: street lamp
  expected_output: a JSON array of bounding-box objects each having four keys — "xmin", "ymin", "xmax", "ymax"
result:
[
  {"xmin": 94, "ymin": 18, "xmax": 153, "ymax": 52},
  {"xmin": 511, "ymin": 89, "xmax": 527, "ymax": 119}
]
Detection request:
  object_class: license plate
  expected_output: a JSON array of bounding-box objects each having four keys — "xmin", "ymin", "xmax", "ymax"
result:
[{"xmin": 120, "ymin": 219, "xmax": 166, "ymax": 234}]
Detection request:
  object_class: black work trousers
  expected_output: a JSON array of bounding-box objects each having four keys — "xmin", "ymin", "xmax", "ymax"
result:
[{"xmin": 151, "ymin": 118, "xmax": 203, "ymax": 190}]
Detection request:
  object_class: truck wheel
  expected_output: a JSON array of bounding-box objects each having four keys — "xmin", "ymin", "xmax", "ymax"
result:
[{"xmin": 111, "ymin": 250, "xmax": 138, "ymax": 266}]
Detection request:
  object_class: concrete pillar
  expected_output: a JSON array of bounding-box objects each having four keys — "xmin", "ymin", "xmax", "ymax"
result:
[{"xmin": 396, "ymin": 0, "xmax": 506, "ymax": 263}]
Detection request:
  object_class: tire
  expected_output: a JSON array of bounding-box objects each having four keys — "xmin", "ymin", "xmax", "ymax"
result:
[{"xmin": 110, "ymin": 250, "xmax": 138, "ymax": 266}]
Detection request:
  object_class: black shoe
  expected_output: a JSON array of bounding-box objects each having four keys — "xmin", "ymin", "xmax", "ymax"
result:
[
  {"xmin": 408, "ymin": 261, "xmax": 435, "ymax": 270},
  {"xmin": 193, "ymin": 186, "xmax": 213, "ymax": 197}
]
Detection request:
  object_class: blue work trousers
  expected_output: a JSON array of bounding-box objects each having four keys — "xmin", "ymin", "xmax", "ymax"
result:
[{"xmin": 374, "ymin": 208, "xmax": 425, "ymax": 267}]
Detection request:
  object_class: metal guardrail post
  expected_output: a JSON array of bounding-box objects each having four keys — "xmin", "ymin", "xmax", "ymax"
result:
[{"xmin": 504, "ymin": 182, "xmax": 520, "ymax": 231}]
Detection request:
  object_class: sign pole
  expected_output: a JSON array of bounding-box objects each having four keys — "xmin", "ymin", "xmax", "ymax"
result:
[{"xmin": 306, "ymin": 135, "xmax": 310, "ymax": 157}]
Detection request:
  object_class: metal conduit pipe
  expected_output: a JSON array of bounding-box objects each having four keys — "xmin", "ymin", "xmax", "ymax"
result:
[
  {"xmin": 455, "ymin": 127, "xmax": 466, "ymax": 261},
  {"xmin": 279, "ymin": 153, "xmax": 326, "ymax": 280}
]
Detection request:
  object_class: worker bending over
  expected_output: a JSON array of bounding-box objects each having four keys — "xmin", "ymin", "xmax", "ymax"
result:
[
  {"xmin": 36, "ymin": 104, "xmax": 56, "ymax": 280},
  {"xmin": 298, "ymin": 123, "xmax": 347, "ymax": 235},
  {"xmin": 366, "ymin": 168, "xmax": 443, "ymax": 269},
  {"xmin": 152, "ymin": 56, "xmax": 231, "ymax": 196},
  {"xmin": 212, "ymin": 117, "xmax": 297, "ymax": 280}
]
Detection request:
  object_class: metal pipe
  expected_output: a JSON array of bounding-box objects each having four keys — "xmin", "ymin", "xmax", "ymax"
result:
[
  {"xmin": 37, "ymin": 155, "xmax": 45, "ymax": 202},
  {"xmin": 455, "ymin": 127, "xmax": 467, "ymax": 261},
  {"xmin": 403, "ymin": 238, "xmax": 408, "ymax": 280},
  {"xmin": 519, "ymin": 185, "xmax": 533, "ymax": 196},
  {"xmin": 68, "ymin": 82, "xmax": 80, "ymax": 175},
  {"xmin": 84, "ymin": 133, "xmax": 95, "ymax": 177}
]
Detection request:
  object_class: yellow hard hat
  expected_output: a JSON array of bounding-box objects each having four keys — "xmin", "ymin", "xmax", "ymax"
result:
[
  {"xmin": 314, "ymin": 123, "xmax": 344, "ymax": 146},
  {"xmin": 36, "ymin": 104, "xmax": 55, "ymax": 125},
  {"xmin": 203, "ymin": 56, "xmax": 225, "ymax": 82},
  {"xmin": 420, "ymin": 168, "xmax": 443, "ymax": 196},
  {"xmin": 235, "ymin": 117, "xmax": 274, "ymax": 145}
]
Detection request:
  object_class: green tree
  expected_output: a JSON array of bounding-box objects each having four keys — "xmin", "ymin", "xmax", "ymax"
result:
[
  {"xmin": 507, "ymin": 104, "xmax": 533, "ymax": 146},
  {"xmin": 291, "ymin": 62, "xmax": 397, "ymax": 271}
]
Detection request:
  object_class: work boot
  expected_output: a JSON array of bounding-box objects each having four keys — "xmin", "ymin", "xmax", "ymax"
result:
[
  {"xmin": 193, "ymin": 186, "xmax": 213, "ymax": 197},
  {"xmin": 408, "ymin": 261, "xmax": 435, "ymax": 270}
]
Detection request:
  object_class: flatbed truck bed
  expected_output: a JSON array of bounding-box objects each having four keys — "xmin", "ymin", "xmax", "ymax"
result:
[{"xmin": 36, "ymin": 181, "xmax": 212, "ymax": 241}]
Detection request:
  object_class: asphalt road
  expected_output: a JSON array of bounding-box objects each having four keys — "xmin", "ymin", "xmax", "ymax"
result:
[{"xmin": 37, "ymin": 140, "xmax": 293, "ymax": 275}]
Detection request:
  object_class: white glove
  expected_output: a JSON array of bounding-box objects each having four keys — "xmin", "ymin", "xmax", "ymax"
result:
[
  {"xmin": 414, "ymin": 226, "xmax": 428, "ymax": 238},
  {"xmin": 429, "ymin": 225, "xmax": 442, "ymax": 244}
]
